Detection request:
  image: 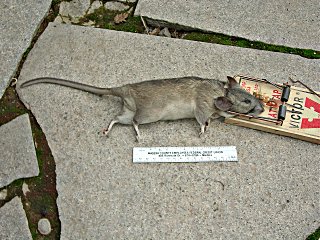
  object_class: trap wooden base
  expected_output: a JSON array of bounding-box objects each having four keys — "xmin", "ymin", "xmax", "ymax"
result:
[{"xmin": 224, "ymin": 75, "xmax": 320, "ymax": 144}]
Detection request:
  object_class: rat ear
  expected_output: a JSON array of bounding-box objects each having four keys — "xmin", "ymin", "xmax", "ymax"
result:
[
  {"xmin": 214, "ymin": 97, "xmax": 233, "ymax": 111},
  {"xmin": 225, "ymin": 76, "xmax": 239, "ymax": 89}
]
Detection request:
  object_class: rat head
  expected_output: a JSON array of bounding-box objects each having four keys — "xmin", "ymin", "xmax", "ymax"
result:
[{"xmin": 214, "ymin": 76, "xmax": 264, "ymax": 116}]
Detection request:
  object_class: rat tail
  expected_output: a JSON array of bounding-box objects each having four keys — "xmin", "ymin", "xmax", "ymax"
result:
[{"xmin": 20, "ymin": 77, "xmax": 114, "ymax": 96}]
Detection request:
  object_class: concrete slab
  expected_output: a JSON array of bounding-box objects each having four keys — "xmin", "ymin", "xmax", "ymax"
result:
[
  {"xmin": 0, "ymin": 114, "xmax": 39, "ymax": 188},
  {"xmin": 135, "ymin": 0, "xmax": 320, "ymax": 51},
  {"xmin": 0, "ymin": 197, "xmax": 32, "ymax": 240},
  {"xmin": 104, "ymin": 2, "xmax": 130, "ymax": 11},
  {"xmin": 0, "ymin": 189, "xmax": 7, "ymax": 200},
  {"xmin": 17, "ymin": 23, "xmax": 319, "ymax": 239},
  {"xmin": 0, "ymin": 0, "xmax": 51, "ymax": 99},
  {"xmin": 59, "ymin": 0, "xmax": 91, "ymax": 23}
]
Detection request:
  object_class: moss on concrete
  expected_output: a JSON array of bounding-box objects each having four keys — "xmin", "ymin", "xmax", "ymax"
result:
[
  {"xmin": 306, "ymin": 227, "xmax": 320, "ymax": 240},
  {"xmin": 79, "ymin": 6, "xmax": 143, "ymax": 33},
  {"xmin": 183, "ymin": 32, "xmax": 320, "ymax": 59}
]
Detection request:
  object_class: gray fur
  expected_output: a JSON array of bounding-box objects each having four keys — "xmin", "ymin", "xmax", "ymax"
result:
[{"xmin": 20, "ymin": 76, "xmax": 264, "ymax": 140}]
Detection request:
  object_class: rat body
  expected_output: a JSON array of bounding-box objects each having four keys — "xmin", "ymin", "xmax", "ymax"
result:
[{"xmin": 20, "ymin": 76, "xmax": 264, "ymax": 140}]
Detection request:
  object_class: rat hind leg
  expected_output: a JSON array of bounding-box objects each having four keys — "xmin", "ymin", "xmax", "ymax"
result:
[
  {"xmin": 132, "ymin": 120, "xmax": 141, "ymax": 142},
  {"xmin": 103, "ymin": 119, "xmax": 119, "ymax": 136},
  {"xmin": 103, "ymin": 107, "xmax": 135, "ymax": 136},
  {"xmin": 194, "ymin": 106, "xmax": 212, "ymax": 137},
  {"xmin": 131, "ymin": 110, "xmax": 158, "ymax": 142}
]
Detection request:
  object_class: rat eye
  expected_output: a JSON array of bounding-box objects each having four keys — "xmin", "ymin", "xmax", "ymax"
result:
[{"xmin": 243, "ymin": 99, "xmax": 251, "ymax": 104}]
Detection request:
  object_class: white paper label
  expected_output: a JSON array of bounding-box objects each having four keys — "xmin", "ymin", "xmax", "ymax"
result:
[{"xmin": 133, "ymin": 146, "xmax": 238, "ymax": 163}]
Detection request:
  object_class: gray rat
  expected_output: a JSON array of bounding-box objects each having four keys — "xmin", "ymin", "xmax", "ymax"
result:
[{"xmin": 20, "ymin": 76, "xmax": 264, "ymax": 140}]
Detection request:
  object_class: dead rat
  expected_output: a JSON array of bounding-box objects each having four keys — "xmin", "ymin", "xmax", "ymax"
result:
[{"xmin": 19, "ymin": 76, "xmax": 264, "ymax": 141}]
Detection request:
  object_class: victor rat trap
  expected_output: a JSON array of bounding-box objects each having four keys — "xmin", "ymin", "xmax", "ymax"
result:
[{"xmin": 225, "ymin": 75, "xmax": 320, "ymax": 144}]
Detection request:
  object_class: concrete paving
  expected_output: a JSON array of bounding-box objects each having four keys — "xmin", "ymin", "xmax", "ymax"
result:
[
  {"xmin": 0, "ymin": 189, "xmax": 7, "ymax": 200},
  {"xmin": 59, "ymin": 0, "xmax": 91, "ymax": 23},
  {"xmin": 0, "ymin": 0, "xmax": 52, "ymax": 99},
  {"xmin": 0, "ymin": 197, "xmax": 32, "ymax": 240},
  {"xmin": 135, "ymin": 0, "xmax": 320, "ymax": 51},
  {"xmin": 17, "ymin": 23, "xmax": 319, "ymax": 239},
  {"xmin": 0, "ymin": 114, "xmax": 39, "ymax": 188},
  {"xmin": 56, "ymin": 0, "xmax": 133, "ymax": 24}
]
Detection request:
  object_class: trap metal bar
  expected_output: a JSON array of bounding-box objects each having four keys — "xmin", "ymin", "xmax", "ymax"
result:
[{"xmin": 225, "ymin": 75, "xmax": 320, "ymax": 144}]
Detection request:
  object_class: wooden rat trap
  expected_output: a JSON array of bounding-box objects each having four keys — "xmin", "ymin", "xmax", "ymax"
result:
[{"xmin": 224, "ymin": 75, "xmax": 320, "ymax": 144}]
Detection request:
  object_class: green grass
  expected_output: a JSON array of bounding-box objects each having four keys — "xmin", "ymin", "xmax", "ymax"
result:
[
  {"xmin": 76, "ymin": 2, "xmax": 320, "ymax": 59},
  {"xmin": 80, "ymin": 6, "xmax": 319, "ymax": 59},
  {"xmin": 183, "ymin": 32, "xmax": 320, "ymax": 59},
  {"xmin": 79, "ymin": 7, "xmax": 143, "ymax": 33},
  {"xmin": 52, "ymin": 0, "xmax": 72, "ymax": 4},
  {"xmin": 106, "ymin": 16, "xmax": 143, "ymax": 33},
  {"xmin": 0, "ymin": 105, "xmax": 27, "ymax": 115},
  {"xmin": 9, "ymin": 179, "xmax": 24, "ymax": 189},
  {"xmin": 306, "ymin": 227, "xmax": 320, "ymax": 240}
]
